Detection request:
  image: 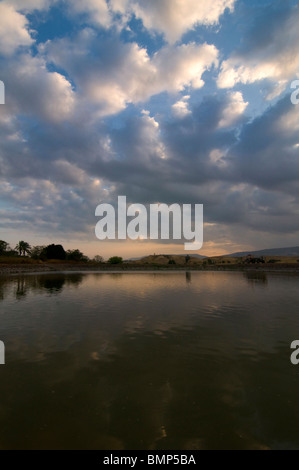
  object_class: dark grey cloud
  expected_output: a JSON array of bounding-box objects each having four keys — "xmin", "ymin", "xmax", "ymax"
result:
[{"xmin": 228, "ymin": 96, "xmax": 299, "ymax": 192}]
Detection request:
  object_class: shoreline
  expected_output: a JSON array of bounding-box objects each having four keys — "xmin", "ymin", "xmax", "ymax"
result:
[{"xmin": 1, "ymin": 262, "xmax": 299, "ymax": 276}]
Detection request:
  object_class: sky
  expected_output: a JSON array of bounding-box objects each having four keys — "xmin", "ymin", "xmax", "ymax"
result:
[{"xmin": 0, "ymin": 0, "xmax": 299, "ymax": 259}]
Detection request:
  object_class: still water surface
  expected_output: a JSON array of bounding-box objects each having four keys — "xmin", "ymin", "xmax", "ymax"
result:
[{"xmin": 0, "ymin": 271, "xmax": 299, "ymax": 449}]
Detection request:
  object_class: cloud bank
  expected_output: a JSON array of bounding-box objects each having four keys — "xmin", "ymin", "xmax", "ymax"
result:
[{"xmin": 0, "ymin": 0, "xmax": 298, "ymax": 256}]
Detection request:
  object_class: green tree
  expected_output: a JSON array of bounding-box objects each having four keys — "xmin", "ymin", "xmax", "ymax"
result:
[
  {"xmin": 66, "ymin": 249, "xmax": 88, "ymax": 262},
  {"xmin": 0, "ymin": 240, "xmax": 9, "ymax": 255},
  {"xmin": 15, "ymin": 241, "xmax": 31, "ymax": 256},
  {"xmin": 108, "ymin": 256, "xmax": 123, "ymax": 265},
  {"xmin": 30, "ymin": 245, "xmax": 46, "ymax": 260},
  {"xmin": 93, "ymin": 255, "xmax": 104, "ymax": 263},
  {"xmin": 43, "ymin": 244, "xmax": 66, "ymax": 260}
]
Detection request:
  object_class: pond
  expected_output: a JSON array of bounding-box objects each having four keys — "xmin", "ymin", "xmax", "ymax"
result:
[{"xmin": 0, "ymin": 271, "xmax": 298, "ymax": 449}]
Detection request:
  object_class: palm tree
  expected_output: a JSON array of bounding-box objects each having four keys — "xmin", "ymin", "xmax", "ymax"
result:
[
  {"xmin": 15, "ymin": 241, "xmax": 31, "ymax": 257},
  {"xmin": 15, "ymin": 241, "xmax": 23, "ymax": 256}
]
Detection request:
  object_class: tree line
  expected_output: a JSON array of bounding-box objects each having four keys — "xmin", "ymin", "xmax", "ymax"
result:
[{"xmin": 0, "ymin": 240, "xmax": 123, "ymax": 264}]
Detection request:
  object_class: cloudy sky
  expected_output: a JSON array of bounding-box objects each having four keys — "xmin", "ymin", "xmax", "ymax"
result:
[{"xmin": 0, "ymin": 0, "xmax": 299, "ymax": 258}]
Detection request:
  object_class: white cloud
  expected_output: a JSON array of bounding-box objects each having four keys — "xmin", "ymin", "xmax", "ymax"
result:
[
  {"xmin": 277, "ymin": 104, "xmax": 299, "ymax": 133},
  {"xmin": 111, "ymin": 0, "xmax": 236, "ymax": 43},
  {"xmin": 53, "ymin": 160, "xmax": 92, "ymax": 186},
  {"xmin": 5, "ymin": 54, "xmax": 75, "ymax": 122},
  {"xmin": 218, "ymin": 91, "xmax": 248, "ymax": 128},
  {"xmin": 217, "ymin": 7, "xmax": 299, "ymax": 99},
  {"xmin": 0, "ymin": 2, "xmax": 33, "ymax": 55},
  {"xmin": 70, "ymin": 0, "xmax": 111, "ymax": 28},
  {"xmin": 209, "ymin": 149, "xmax": 226, "ymax": 166},
  {"xmin": 140, "ymin": 110, "xmax": 167, "ymax": 160},
  {"xmin": 8, "ymin": 0, "xmax": 54, "ymax": 11},
  {"xmin": 109, "ymin": 0, "xmax": 129, "ymax": 13},
  {"xmin": 100, "ymin": 40, "xmax": 218, "ymax": 113},
  {"xmin": 154, "ymin": 42, "xmax": 218, "ymax": 91},
  {"xmin": 217, "ymin": 59, "xmax": 290, "ymax": 97},
  {"xmin": 46, "ymin": 34, "xmax": 218, "ymax": 116},
  {"xmin": 172, "ymin": 96, "xmax": 191, "ymax": 118}
]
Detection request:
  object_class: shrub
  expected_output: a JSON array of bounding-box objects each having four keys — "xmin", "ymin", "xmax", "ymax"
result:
[
  {"xmin": 31, "ymin": 246, "xmax": 46, "ymax": 260},
  {"xmin": 93, "ymin": 255, "xmax": 104, "ymax": 263},
  {"xmin": 108, "ymin": 256, "xmax": 123, "ymax": 265},
  {"xmin": 66, "ymin": 249, "xmax": 88, "ymax": 262}
]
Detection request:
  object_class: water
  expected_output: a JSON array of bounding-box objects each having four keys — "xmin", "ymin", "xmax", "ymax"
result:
[{"xmin": 0, "ymin": 271, "xmax": 299, "ymax": 450}]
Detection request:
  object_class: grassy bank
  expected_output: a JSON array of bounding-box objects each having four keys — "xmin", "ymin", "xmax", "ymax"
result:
[{"xmin": 1, "ymin": 255, "xmax": 299, "ymax": 275}]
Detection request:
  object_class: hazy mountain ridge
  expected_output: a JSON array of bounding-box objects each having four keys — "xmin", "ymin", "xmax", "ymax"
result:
[
  {"xmin": 225, "ymin": 246, "xmax": 299, "ymax": 257},
  {"xmin": 130, "ymin": 246, "xmax": 299, "ymax": 262},
  {"xmin": 129, "ymin": 254, "xmax": 205, "ymax": 261}
]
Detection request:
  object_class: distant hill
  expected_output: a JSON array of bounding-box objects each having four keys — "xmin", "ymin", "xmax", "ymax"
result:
[
  {"xmin": 129, "ymin": 246, "xmax": 299, "ymax": 263},
  {"xmin": 129, "ymin": 253, "xmax": 206, "ymax": 261},
  {"xmin": 226, "ymin": 246, "xmax": 299, "ymax": 257},
  {"xmin": 129, "ymin": 253, "xmax": 206, "ymax": 266},
  {"xmin": 169, "ymin": 254, "xmax": 206, "ymax": 259}
]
